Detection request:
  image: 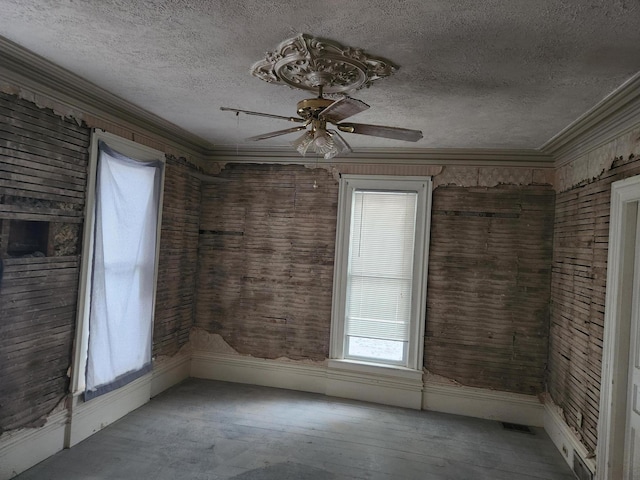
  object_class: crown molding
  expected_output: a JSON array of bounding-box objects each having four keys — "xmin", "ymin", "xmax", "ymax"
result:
[
  {"xmin": 0, "ymin": 36, "xmax": 211, "ymax": 159},
  {"xmin": 207, "ymin": 145, "xmax": 554, "ymax": 167},
  {"xmin": 12, "ymin": 35, "xmax": 624, "ymax": 170},
  {"xmin": 541, "ymin": 72, "xmax": 640, "ymax": 167}
]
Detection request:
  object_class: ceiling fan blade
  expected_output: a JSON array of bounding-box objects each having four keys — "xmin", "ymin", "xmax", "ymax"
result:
[
  {"xmin": 246, "ymin": 126, "xmax": 307, "ymax": 141},
  {"xmin": 337, "ymin": 123, "xmax": 423, "ymax": 142},
  {"xmin": 220, "ymin": 107, "xmax": 305, "ymax": 123},
  {"xmin": 320, "ymin": 97, "xmax": 370, "ymax": 123}
]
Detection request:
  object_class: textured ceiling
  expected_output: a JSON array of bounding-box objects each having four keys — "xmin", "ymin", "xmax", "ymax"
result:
[{"xmin": 0, "ymin": 0, "xmax": 639, "ymax": 150}]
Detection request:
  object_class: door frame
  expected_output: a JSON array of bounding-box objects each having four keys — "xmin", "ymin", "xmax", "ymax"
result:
[{"xmin": 597, "ymin": 175, "xmax": 640, "ymax": 479}]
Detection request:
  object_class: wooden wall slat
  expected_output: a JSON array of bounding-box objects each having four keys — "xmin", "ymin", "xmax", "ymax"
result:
[
  {"xmin": 425, "ymin": 185, "xmax": 555, "ymax": 395},
  {"xmin": 1, "ymin": 93, "xmax": 204, "ymax": 432},
  {"xmin": 195, "ymin": 166, "xmax": 555, "ymax": 388},
  {"xmin": 152, "ymin": 156, "xmax": 202, "ymax": 357},
  {"xmin": 0, "ymin": 92, "xmax": 89, "ymax": 433},
  {"xmin": 0, "ymin": 96, "xmax": 88, "ymax": 137},
  {"xmin": 548, "ymin": 153, "xmax": 640, "ymax": 454},
  {"xmin": 194, "ymin": 164, "xmax": 337, "ymax": 361}
]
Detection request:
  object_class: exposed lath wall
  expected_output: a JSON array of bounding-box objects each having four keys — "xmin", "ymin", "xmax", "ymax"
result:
[
  {"xmin": 195, "ymin": 164, "xmax": 337, "ymax": 361},
  {"xmin": 0, "ymin": 93, "xmax": 202, "ymax": 433},
  {"xmin": 425, "ymin": 185, "xmax": 555, "ymax": 395},
  {"xmin": 549, "ymin": 134, "xmax": 640, "ymax": 454},
  {"xmin": 195, "ymin": 162, "xmax": 555, "ymax": 396},
  {"xmin": 0, "ymin": 92, "xmax": 90, "ymax": 432},
  {"xmin": 554, "ymin": 126, "xmax": 640, "ymax": 193},
  {"xmin": 153, "ymin": 156, "xmax": 202, "ymax": 358}
]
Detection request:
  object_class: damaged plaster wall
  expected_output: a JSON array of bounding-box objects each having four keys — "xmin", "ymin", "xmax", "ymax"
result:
[
  {"xmin": 0, "ymin": 89, "xmax": 203, "ymax": 436},
  {"xmin": 195, "ymin": 163, "xmax": 337, "ymax": 362},
  {"xmin": 0, "ymin": 82, "xmax": 207, "ymax": 168},
  {"xmin": 426, "ymin": 184, "xmax": 555, "ymax": 395},
  {"xmin": 153, "ymin": 155, "xmax": 203, "ymax": 358},
  {"xmin": 0, "ymin": 91, "xmax": 90, "ymax": 434},
  {"xmin": 548, "ymin": 125, "xmax": 640, "ymax": 455},
  {"xmin": 194, "ymin": 161, "xmax": 555, "ymax": 395}
]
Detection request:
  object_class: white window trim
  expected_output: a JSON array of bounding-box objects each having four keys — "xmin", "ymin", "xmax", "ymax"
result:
[
  {"xmin": 70, "ymin": 129, "xmax": 166, "ymax": 395},
  {"xmin": 329, "ymin": 174, "xmax": 432, "ymax": 373}
]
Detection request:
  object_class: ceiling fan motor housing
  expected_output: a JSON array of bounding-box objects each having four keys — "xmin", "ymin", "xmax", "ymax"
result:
[
  {"xmin": 219, "ymin": 34, "xmax": 423, "ymax": 153},
  {"xmin": 296, "ymin": 98, "xmax": 334, "ymax": 120}
]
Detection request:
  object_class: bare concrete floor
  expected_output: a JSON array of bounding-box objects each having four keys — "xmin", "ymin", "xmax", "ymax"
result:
[{"xmin": 16, "ymin": 379, "xmax": 575, "ymax": 479}]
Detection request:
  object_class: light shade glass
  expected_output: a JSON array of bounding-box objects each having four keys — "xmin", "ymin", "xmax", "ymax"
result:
[
  {"xmin": 292, "ymin": 131, "xmax": 314, "ymax": 156},
  {"xmin": 291, "ymin": 128, "xmax": 351, "ymax": 159}
]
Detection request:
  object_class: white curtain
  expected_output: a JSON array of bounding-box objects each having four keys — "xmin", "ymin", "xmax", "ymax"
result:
[{"xmin": 85, "ymin": 141, "xmax": 162, "ymax": 400}]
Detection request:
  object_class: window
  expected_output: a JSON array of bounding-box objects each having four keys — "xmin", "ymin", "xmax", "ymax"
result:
[
  {"xmin": 71, "ymin": 130, "xmax": 165, "ymax": 399},
  {"xmin": 330, "ymin": 175, "xmax": 432, "ymax": 371}
]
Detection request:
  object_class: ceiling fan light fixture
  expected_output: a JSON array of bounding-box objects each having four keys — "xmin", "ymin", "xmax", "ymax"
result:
[
  {"xmin": 292, "ymin": 131, "xmax": 314, "ymax": 156},
  {"xmin": 328, "ymin": 130, "xmax": 353, "ymax": 157},
  {"xmin": 313, "ymin": 128, "xmax": 331, "ymax": 148},
  {"xmin": 313, "ymin": 130, "xmax": 338, "ymax": 159},
  {"xmin": 221, "ymin": 35, "xmax": 423, "ymax": 158},
  {"xmin": 291, "ymin": 128, "xmax": 347, "ymax": 159}
]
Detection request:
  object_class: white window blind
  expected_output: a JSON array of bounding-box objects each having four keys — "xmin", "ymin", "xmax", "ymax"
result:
[{"xmin": 345, "ymin": 190, "xmax": 417, "ymax": 363}]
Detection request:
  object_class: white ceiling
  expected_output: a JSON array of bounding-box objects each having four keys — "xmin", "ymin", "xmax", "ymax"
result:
[{"xmin": 0, "ymin": 0, "xmax": 639, "ymax": 151}]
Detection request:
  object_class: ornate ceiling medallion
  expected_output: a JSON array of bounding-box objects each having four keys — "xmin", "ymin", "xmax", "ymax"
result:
[{"xmin": 250, "ymin": 34, "xmax": 396, "ymax": 94}]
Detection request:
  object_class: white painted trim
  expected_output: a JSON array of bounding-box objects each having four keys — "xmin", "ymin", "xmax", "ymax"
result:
[
  {"xmin": 326, "ymin": 362, "xmax": 423, "ymax": 409},
  {"xmin": 70, "ymin": 129, "xmax": 166, "ymax": 394},
  {"xmin": 597, "ymin": 175, "xmax": 640, "ymax": 480},
  {"xmin": 67, "ymin": 373, "xmax": 151, "ymax": 448},
  {"xmin": 0, "ymin": 352, "xmax": 190, "ymax": 479},
  {"xmin": 151, "ymin": 351, "xmax": 192, "ymax": 398},
  {"xmin": 327, "ymin": 358, "xmax": 423, "ymax": 380},
  {"xmin": 542, "ymin": 72, "xmax": 640, "ymax": 167},
  {"xmin": 544, "ymin": 401, "xmax": 596, "ymax": 475},
  {"xmin": 0, "ymin": 410, "xmax": 67, "ymax": 480},
  {"xmin": 191, "ymin": 350, "xmax": 548, "ymax": 416},
  {"xmin": 210, "ymin": 146, "xmax": 555, "ymax": 167},
  {"xmin": 191, "ymin": 352, "xmax": 327, "ymax": 394},
  {"xmin": 329, "ymin": 175, "xmax": 432, "ymax": 371},
  {"xmin": 422, "ymin": 382, "xmax": 544, "ymax": 427},
  {"xmin": 95, "ymin": 130, "xmax": 169, "ymax": 162},
  {"xmin": 0, "ymin": 36, "xmax": 561, "ymax": 169},
  {"xmin": 69, "ymin": 130, "xmax": 100, "ymax": 394}
]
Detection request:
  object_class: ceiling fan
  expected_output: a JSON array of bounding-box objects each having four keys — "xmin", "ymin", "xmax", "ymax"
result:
[
  {"xmin": 221, "ymin": 85, "xmax": 423, "ymax": 159},
  {"xmin": 221, "ymin": 33, "xmax": 423, "ymax": 159}
]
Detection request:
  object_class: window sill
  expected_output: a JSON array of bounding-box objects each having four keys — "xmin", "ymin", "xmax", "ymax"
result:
[{"xmin": 327, "ymin": 359, "xmax": 423, "ymax": 381}]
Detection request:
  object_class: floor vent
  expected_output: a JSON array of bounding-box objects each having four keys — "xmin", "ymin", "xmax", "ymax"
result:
[{"xmin": 501, "ymin": 422, "xmax": 534, "ymax": 434}]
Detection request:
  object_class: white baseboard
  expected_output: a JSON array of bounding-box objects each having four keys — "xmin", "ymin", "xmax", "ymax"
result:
[
  {"xmin": 191, "ymin": 351, "xmax": 547, "ymax": 417},
  {"xmin": 191, "ymin": 351, "xmax": 327, "ymax": 394},
  {"xmin": 67, "ymin": 373, "xmax": 151, "ymax": 447},
  {"xmin": 191, "ymin": 352, "xmax": 422, "ymax": 409},
  {"xmin": 422, "ymin": 382, "xmax": 544, "ymax": 427},
  {"xmin": 544, "ymin": 401, "xmax": 596, "ymax": 476},
  {"xmin": 67, "ymin": 352, "xmax": 190, "ymax": 448},
  {"xmin": 326, "ymin": 360, "xmax": 424, "ymax": 409},
  {"xmin": 0, "ymin": 353, "xmax": 189, "ymax": 480},
  {"xmin": 0, "ymin": 410, "xmax": 67, "ymax": 480},
  {"xmin": 1, "ymin": 351, "xmax": 569, "ymax": 480},
  {"xmin": 151, "ymin": 352, "xmax": 191, "ymax": 397}
]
